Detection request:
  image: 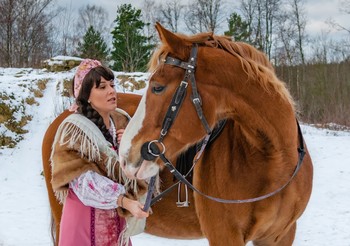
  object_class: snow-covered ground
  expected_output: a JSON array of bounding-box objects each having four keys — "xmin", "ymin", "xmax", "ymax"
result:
[{"xmin": 0, "ymin": 67, "xmax": 349, "ymax": 246}]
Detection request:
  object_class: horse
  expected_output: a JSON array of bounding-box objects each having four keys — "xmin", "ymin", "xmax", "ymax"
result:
[
  {"xmin": 119, "ymin": 23, "xmax": 313, "ymax": 246},
  {"xmin": 41, "ymin": 92, "xmax": 203, "ymax": 245}
]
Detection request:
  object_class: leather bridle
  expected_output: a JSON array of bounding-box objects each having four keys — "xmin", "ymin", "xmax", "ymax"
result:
[{"xmin": 141, "ymin": 44, "xmax": 306, "ymax": 211}]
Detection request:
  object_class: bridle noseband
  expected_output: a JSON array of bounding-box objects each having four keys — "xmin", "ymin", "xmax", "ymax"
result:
[{"xmin": 141, "ymin": 44, "xmax": 306, "ymax": 212}]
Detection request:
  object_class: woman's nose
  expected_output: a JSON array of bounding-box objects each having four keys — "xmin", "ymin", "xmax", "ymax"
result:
[{"xmin": 108, "ymin": 85, "xmax": 115, "ymax": 93}]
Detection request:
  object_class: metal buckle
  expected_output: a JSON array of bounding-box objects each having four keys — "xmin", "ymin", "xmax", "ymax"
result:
[
  {"xmin": 180, "ymin": 81, "xmax": 188, "ymax": 88},
  {"xmin": 192, "ymin": 97, "xmax": 201, "ymax": 105}
]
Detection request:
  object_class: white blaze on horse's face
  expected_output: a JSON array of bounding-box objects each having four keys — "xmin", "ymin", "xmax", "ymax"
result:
[
  {"xmin": 119, "ymin": 93, "xmax": 145, "ymax": 178},
  {"xmin": 119, "ymin": 92, "xmax": 160, "ymax": 180}
]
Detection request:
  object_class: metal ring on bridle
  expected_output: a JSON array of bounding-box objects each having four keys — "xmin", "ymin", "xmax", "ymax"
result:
[{"xmin": 148, "ymin": 140, "xmax": 166, "ymax": 157}]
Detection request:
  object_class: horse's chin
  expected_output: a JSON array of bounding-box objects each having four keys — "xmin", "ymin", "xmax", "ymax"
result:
[{"xmin": 136, "ymin": 160, "xmax": 160, "ymax": 180}]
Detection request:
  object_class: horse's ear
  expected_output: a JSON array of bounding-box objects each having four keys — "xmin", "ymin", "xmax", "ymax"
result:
[{"xmin": 155, "ymin": 22, "xmax": 191, "ymax": 54}]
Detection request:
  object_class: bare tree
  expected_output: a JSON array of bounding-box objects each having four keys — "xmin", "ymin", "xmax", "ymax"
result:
[
  {"xmin": 327, "ymin": 0, "xmax": 350, "ymax": 35},
  {"xmin": 141, "ymin": 0, "xmax": 160, "ymax": 44},
  {"xmin": 324, "ymin": 0, "xmax": 350, "ymax": 62},
  {"xmin": 50, "ymin": 3, "xmax": 110, "ymax": 58},
  {"xmin": 239, "ymin": 0, "xmax": 257, "ymax": 44},
  {"xmin": 184, "ymin": 0, "xmax": 226, "ymax": 33},
  {"xmin": 0, "ymin": 0, "xmax": 56, "ymax": 67},
  {"xmin": 184, "ymin": 2, "xmax": 204, "ymax": 33},
  {"xmin": 238, "ymin": 0, "xmax": 282, "ymax": 58},
  {"xmin": 340, "ymin": 0, "xmax": 350, "ymax": 15},
  {"xmin": 76, "ymin": 5, "xmax": 109, "ymax": 38},
  {"xmin": 73, "ymin": 4, "xmax": 110, "ymax": 55},
  {"xmin": 50, "ymin": 3, "xmax": 77, "ymax": 56},
  {"xmin": 274, "ymin": 0, "xmax": 307, "ymax": 65},
  {"xmin": 18, "ymin": 0, "xmax": 56, "ymax": 66},
  {"xmin": 290, "ymin": 0, "xmax": 307, "ymax": 65},
  {"xmin": 264, "ymin": 0, "xmax": 280, "ymax": 58},
  {"xmin": 275, "ymin": 11, "xmax": 297, "ymax": 65},
  {"xmin": 0, "ymin": 0, "xmax": 19, "ymax": 66},
  {"xmin": 239, "ymin": 0, "xmax": 264, "ymax": 49},
  {"xmin": 158, "ymin": 0, "xmax": 184, "ymax": 32}
]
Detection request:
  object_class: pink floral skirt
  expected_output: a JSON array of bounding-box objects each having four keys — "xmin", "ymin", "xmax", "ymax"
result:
[{"xmin": 59, "ymin": 189, "xmax": 131, "ymax": 246}]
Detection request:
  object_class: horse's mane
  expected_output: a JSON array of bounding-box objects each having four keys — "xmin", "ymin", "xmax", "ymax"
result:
[{"xmin": 149, "ymin": 32, "xmax": 294, "ymax": 108}]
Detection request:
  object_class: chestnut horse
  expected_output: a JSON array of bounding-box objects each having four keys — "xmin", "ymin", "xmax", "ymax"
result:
[
  {"xmin": 119, "ymin": 23, "xmax": 313, "ymax": 246},
  {"xmin": 41, "ymin": 92, "xmax": 202, "ymax": 245}
]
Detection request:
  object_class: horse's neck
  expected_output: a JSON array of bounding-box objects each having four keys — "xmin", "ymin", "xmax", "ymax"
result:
[{"xmin": 220, "ymin": 87, "xmax": 297, "ymax": 153}]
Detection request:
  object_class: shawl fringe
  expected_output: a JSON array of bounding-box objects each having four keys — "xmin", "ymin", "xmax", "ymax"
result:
[{"xmin": 50, "ymin": 113, "xmax": 134, "ymax": 203}]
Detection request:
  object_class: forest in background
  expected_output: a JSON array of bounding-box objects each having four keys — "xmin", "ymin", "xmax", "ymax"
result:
[{"xmin": 0, "ymin": 0, "xmax": 349, "ymax": 126}]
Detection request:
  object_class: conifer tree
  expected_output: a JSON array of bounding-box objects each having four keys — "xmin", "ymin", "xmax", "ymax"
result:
[
  {"xmin": 77, "ymin": 26, "xmax": 109, "ymax": 62},
  {"xmin": 224, "ymin": 12, "xmax": 251, "ymax": 43},
  {"xmin": 111, "ymin": 4, "xmax": 154, "ymax": 72}
]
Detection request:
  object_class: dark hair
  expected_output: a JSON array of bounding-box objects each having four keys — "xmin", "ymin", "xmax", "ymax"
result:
[{"xmin": 74, "ymin": 65, "xmax": 116, "ymax": 146}]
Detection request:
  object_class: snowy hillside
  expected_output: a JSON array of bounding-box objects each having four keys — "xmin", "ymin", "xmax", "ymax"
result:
[{"xmin": 0, "ymin": 65, "xmax": 350, "ymax": 246}]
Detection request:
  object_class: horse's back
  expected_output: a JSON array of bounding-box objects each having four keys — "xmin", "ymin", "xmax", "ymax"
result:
[{"xmin": 116, "ymin": 92, "xmax": 141, "ymax": 116}]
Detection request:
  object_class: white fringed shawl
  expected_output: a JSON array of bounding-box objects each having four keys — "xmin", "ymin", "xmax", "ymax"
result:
[{"xmin": 50, "ymin": 113, "xmax": 137, "ymax": 202}]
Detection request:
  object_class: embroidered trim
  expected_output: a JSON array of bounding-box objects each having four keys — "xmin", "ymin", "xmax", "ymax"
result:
[
  {"xmin": 115, "ymin": 210, "xmax": 120, "ymax": 238},
  {"xmin": 118, "ymin": 193, "xmax": 147, "ymax": 245},
  {"xmin": 91, "ymin": 207, "xmax": 96, "ymax": 246}
]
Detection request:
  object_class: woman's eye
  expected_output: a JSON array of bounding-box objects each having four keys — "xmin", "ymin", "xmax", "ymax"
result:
[{"xmin": 151, "ymin": 85, "xmax": 166, "ymax": 94}]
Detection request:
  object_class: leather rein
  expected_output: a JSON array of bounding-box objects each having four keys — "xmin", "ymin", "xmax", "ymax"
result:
[{"xmin": 142, "ymin": 44, "xmax": 306, "ymax": 211}]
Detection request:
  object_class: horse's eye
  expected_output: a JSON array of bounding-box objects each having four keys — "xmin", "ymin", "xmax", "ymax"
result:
[{"xmin": 151, "ymin": 85, "xmax": 166, "ymax": 94}]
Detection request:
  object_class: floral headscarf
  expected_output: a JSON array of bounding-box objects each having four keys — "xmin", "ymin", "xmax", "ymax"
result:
[{"xmin": 69, "ymin": 59, "xmax": 101, "ymax": 112}]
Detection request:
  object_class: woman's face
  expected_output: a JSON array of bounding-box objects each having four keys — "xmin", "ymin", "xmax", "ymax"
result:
[{"xmin": 88, "ymin": 77, "xmax": 117, "ymax": 115}]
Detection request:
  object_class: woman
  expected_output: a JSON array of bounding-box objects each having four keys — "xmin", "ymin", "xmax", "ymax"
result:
[{"xmin": 50, "ymin": 59, "xmax": 148, "ymax": 245}]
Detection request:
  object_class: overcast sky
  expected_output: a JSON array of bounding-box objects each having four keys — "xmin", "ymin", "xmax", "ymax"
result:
[{"xmin": 57, "ymin": 0, "xmax": 349, "ymax": 40}]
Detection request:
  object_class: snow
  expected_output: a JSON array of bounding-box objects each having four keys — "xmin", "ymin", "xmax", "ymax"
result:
[
  {"xmin": 0, "ymin": 67, "xmax": 350, "ymax": 245},
  {"xmin": 43, "ymin": 56, "xmax": 83, "ymax": 66}
]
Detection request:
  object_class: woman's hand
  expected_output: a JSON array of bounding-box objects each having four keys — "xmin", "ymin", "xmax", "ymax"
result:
[
  {"xmin": 118, "ymin": 195, "xmax": 149, "ymax": 219},
  {"xmin": 116, "ymin": 129, "xmax": 124, "ymax": 144}
]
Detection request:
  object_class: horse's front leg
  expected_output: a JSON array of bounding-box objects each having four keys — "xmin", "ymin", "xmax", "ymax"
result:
[
  {"xmin": 196, "ymin": 205, "xmax": 246, "ymax": 246},
  {"xmin": 204, "ymin": 225, "xmax": 246, "ymax": 246},
  {"xmin": 253, "ymin": 223, "xmax": 296, "ymax": 246}
]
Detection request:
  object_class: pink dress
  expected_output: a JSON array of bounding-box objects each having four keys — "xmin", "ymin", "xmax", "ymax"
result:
[{"xmin": 59, "ymin": 171, "xmax": 131, "ymax": 246}]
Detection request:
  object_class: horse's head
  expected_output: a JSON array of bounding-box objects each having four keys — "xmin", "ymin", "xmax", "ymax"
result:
[
  {"xmin": 119, "ymin": 24, "xmax": 209, "ymax": 180},
  {"xmin": 119, "ymin": 23, "xmax": 293, "ymax": 180}
]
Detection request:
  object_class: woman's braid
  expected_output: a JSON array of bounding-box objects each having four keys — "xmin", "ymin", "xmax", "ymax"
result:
[{"xmin": 79, "ymin": 103, "xmax": 114, "ymax": 146}]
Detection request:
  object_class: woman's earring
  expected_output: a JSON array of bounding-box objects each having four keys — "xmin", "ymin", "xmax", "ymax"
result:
[{"xmin": 88, "ymin": 100, "xmax": 91, "ymax": 103}]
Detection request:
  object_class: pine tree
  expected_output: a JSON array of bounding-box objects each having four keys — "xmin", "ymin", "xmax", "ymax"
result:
[
  {"xmin": 77, "ymin": 26, "xmax": 109, "ymax": 62},
  {"xmin": 224, "ymin": 12, "xmax": 251, "ymax": 43},
  {"xmin": 111, "ymin": 4, "xmax": 154, "ymax": 72}
]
